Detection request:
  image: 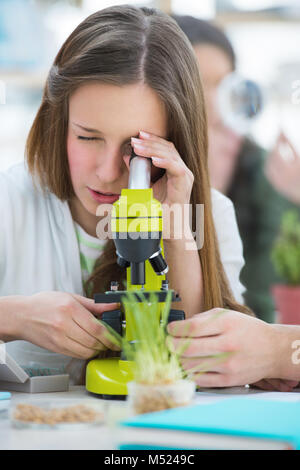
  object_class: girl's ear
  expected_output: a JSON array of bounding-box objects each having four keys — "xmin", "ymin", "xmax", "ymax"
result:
[{"xmin": 123, "ymin": 154, "xmax": 131, "ymax": 171}]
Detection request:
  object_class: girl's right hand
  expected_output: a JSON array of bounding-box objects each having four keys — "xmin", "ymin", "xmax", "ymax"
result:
[{"xmin": 18, "ymin": 291, "xmax": 121, "ymax": 359}]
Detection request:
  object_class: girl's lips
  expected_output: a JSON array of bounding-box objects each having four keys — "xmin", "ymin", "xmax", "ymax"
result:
[{"xmin": 87, "ymin": 187, "xmax": 120, "ymax": 204}]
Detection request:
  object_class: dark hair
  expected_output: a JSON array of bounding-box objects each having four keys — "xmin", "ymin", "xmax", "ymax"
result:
[{"xmin": 172, "ymin": 15, "xmax": 236, "ymax": 69}]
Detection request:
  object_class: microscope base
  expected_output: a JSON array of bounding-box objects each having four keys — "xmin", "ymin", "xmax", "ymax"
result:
[{"xmin": 86, "ymin": 357, "xmax": 134, "ymax": 397}]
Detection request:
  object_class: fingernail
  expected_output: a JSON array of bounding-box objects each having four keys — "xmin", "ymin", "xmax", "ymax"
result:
[
  {"xmin": 133, "ymin": 142, "xmax": 145, "ymax": 149},
  {"xmin": 139, "ymin": 131, "xmax": 151, "ymax": 138},
  {"xmin": 131, "ymin": 137, "xmax": 141, "ymax": 144},
  {"xmin": 152, "ymin": 157, "xmax": 162, "ymax": 164},
  {"xmin": 167, "ymin": 322, "xmax": 176, "ymax": 333}
]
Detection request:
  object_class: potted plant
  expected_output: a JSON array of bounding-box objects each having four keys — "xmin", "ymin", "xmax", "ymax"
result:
[
  {"xmin": 103, "ymin": 291, "xmax": 194, "ymax": 415},
  {"xmin": 103, "ymin": 292, "xmax": 230, "ymax": 415},
  {"xmin": 271, "ymin": 210, "xmax": 300, "ymax": 324}
]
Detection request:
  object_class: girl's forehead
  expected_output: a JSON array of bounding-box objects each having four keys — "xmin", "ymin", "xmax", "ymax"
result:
[{"xmin": 68, "ymin": 82, "xmax": 168, "ymax": 139}]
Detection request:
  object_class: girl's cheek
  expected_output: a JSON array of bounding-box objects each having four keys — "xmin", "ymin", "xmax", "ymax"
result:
[{"xmin": 67, "ymin": 136, "xmax": 91, "ymax": 177}]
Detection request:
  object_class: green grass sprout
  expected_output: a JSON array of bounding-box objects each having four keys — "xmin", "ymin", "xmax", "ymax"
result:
[
  {"xmin": 184, "ymin": 351, "xmax": 235, "ymax": 378},
  {"xmin": 99, "ymin": 294, "xmax": 234, "ymax": 386},
  {"xmin": 209, "ymin": 308, "xmax": 230, "ymax": 321}
]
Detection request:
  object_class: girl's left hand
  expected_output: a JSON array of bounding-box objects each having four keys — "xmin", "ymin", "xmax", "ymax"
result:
[
  {"xmin": 167, "ymin": 309, "xmax": 281, "ymax": 388},
  {"xmin": 131, "ymin": 131, "xmax": 194, "ymax": 207}
]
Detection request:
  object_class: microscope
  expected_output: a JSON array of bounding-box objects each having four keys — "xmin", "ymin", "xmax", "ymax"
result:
[{"xmin": 85, "ymin": 150, "xmax": 185, "ymax": 398}]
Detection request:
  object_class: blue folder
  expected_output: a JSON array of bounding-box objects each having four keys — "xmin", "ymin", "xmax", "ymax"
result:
[
  {"xmin": 0, "ymin": 392, "xmax": 11, "ymax": 400},
  {"xmin": 120, "ymin": 398, "xmax": 300, "ymax": 449}
]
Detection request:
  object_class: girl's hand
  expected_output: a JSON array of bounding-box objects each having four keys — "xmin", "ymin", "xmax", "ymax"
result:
[
  {"xmin": 251, "ymin": 378, "xmax": 299, "ymax": 392},
  {"xmin": 265, "ymin": 132, "xmax": 300, "ymax": 205},
  {"xmin": 131, "ymin": 131, "xmax": 194, "ymax": 207},
  {"xmin": 18, "ymin": 291, "xmax": 120, "ymax": 359},
  {"xmin": 167, "ymin": 309, "xmax": 282, "ymax": 388}
]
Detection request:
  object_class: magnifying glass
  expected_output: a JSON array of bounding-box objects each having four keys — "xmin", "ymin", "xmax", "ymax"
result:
[{"xmin": 217, "ymin": 72, "xmax": 263, "ymax": 135}]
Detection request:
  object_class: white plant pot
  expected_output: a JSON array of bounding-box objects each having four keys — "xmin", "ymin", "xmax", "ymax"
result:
[{"xmin": 127, "ymin": 379, "xmax": 196, "ymax": 415}]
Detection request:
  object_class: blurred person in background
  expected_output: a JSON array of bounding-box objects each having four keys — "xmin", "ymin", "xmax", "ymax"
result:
[{"xmin": 173, "ymin": 15, "xmax": 297, "ymax": 323}]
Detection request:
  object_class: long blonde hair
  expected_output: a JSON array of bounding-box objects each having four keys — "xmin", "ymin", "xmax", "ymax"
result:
[{"xmin": 26, "ymin": 5, "xmax": 252, "ymax": 315}]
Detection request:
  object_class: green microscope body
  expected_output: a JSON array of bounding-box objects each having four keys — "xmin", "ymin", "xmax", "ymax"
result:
[{"xmin": 85, "ymin": 151, "xmax": 184, "ymax": 398}]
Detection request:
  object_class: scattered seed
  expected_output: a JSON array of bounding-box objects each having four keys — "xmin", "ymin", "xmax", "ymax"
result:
[{"xmin": 13, "ymin": 403, "xmax": 103, "ymax": 426}]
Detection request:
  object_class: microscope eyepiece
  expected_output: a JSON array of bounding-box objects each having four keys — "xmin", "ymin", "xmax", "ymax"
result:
[{"xmin": 128, "ymin": 147, "xmax": 151, "ymax": 190}]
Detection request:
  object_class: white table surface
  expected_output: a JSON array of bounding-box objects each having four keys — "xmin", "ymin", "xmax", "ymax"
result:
[{"xmin": 1, "ymin": 385, "xmax": 300, "ymax": 450}]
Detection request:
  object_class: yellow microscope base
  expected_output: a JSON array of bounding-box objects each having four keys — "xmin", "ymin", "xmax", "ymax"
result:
[{"xmin": 86, "ymin": 358, "xmax": 135, "ymax": 397}]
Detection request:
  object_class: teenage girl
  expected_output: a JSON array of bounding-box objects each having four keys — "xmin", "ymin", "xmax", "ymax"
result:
[{"xmin": 0, "ymin": 6, "xmax": 250, "ymax": 384}]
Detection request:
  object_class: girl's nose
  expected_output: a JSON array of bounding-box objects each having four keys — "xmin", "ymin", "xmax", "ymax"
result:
[{"xmin": 96, "ymin": 147, "xmax": 127, "ymax": 183}]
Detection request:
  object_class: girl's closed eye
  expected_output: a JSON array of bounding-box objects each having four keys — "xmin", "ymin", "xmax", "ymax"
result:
[
  {"xmin": 77, "ymin": 136, "xmax": 131, "ymax": 155},
  {"xmin": 77, "ymin": 136, "xmax": 102, "ymax": 142}
]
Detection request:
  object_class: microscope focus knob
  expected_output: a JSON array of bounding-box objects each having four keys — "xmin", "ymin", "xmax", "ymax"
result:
[
  {"xmin": 168, "ymin": 309, "xmax": 185, "ymax": 323},
  {"xmin": 117, "ymin": 255, "xmax": 130, "ymax": 268},
  {"xmin": 101, "ymin": 309, "xmax": 123, "ymax": 336},
  {"xmin": 149, "ymin": 251, "xmax": 168, "ymax": 275}
]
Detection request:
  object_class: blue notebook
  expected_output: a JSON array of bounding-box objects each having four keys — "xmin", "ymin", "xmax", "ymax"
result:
[
  {"xmin": 118, "ymin": 398, "xmax": 300, "ymax": 450},
  {"xmin": 0, "ymin": 392, "xmax": 11, "ymax": 401},
  {"xmin": 0, "ymin": 392, "xmax": 11, "ymax": 415}
]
